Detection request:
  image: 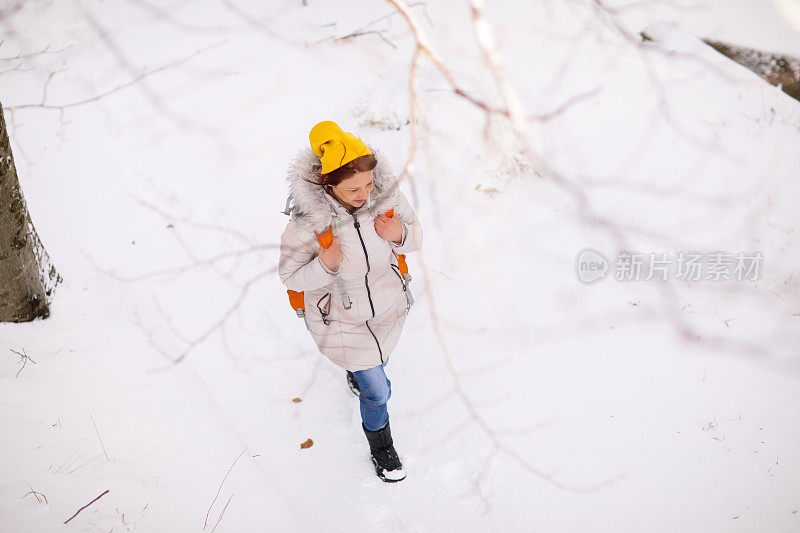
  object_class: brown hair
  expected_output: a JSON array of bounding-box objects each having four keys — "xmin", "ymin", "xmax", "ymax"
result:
[{"xmin": 312, "ymin": 154, "xmax": 377, "ymax": 189}]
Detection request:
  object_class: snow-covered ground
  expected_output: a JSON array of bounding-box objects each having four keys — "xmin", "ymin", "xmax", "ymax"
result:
[{"xmin": 1, "ymin": 0, "xmax": 799, "ymax": 531}]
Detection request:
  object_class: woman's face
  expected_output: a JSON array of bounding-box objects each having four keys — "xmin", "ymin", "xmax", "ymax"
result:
[{"xmin": 330, "ymin": 170, "xmax": 374, "ymax": 210}]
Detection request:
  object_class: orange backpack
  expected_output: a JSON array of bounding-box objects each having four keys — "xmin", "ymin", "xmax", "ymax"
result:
[{"xmin": 287, "ymin": 209, "xmax": 411, "ymax": 318}]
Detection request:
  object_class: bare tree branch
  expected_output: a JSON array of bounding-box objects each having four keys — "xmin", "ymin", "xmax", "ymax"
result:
[{"xmin": 7, "ymin": 44, "xmax": 223, "ymax": 112}]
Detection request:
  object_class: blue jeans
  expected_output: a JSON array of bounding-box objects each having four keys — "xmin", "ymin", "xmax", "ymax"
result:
[{"xmin": 352, "ymin": 361, "xmax": 391, "ymax": 431}]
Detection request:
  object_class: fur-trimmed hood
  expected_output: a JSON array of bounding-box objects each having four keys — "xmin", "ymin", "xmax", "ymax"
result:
[{"xmin": 285, "ymin": 145, "xmax": 400, "ymax": 233}]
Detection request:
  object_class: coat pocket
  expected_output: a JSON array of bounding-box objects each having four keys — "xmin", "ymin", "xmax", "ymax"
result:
[
  {"xmin": 315, "ymin": 292, "xmax": 332, "ymax": 325},
  {"xmin": 305, "ymin": 291, "xmax": 333, "ymax": 336}
]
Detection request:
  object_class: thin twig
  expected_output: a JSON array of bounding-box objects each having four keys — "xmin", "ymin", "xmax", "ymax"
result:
[
  {"xmin": 528, "ymin": 87, "xmax": 602, "ymax": 122},
  {"xmin": 23, "ymin": 482, "xmax": 47, "ymax": 504},
  {"xmin": 11, "ymin": 348, "xmax": 36, "ymax": 378},
  {"xmin": 0, "ymin": 44, "xmax": 73, "ymax": 62},
  {"xmin": 368, "ymin": 1, "xmax": 432, "ymax": 27},
  {"xmin": 152, "ymin": 268, "xmax": 275, "ymax": 369},
  {"xmin": 90, "ymin": 413, "xmax": 111, "ymax": 462},
  {"xmin": 210, "ymin": 493, "xmax": 234, "ymax": 533},
  {"xmin": 64, "ymin": 489, "xmax": 109, "ymax": 524},
  {"xmin": 316, "ymin": 29, "xmax": 397, "ymax": 49},
  {"xmin": 204, "ymin": 447, "xmax": 247, "ymax": 529}
]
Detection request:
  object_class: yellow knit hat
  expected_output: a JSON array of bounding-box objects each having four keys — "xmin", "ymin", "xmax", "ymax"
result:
[{"xmin": 309, "ymin": 121, "xmax": 372, "ymax": 175}]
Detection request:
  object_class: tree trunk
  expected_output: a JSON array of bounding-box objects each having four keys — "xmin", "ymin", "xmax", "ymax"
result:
[
  {"xmin": 0, "ymin": 103, "xmax": 61, "ymax": 322},
  {"xmin": 702, "ymin": 38, "xmax": 800, "ymax": 102}
]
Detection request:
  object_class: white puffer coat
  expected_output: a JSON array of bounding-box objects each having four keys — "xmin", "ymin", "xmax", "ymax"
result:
[{"xmin": 278, "ymin": 147, "xmax": 423, "ymax": 371}]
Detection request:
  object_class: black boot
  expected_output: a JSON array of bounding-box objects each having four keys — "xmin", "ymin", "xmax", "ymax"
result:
[
  {"xmin": 362, "ymin": 420, "xmax": 406, "ymax": 482},
  {"xmin": 346, "ymin": 371, "xmax": 360, "ymax": 397}
]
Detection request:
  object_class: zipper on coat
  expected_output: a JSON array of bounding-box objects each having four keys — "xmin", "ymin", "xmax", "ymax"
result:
[
  {"xmin": 365, "ymin": 321, "xmax": 383, "ymax": 362},
  {"xmin": 353, "ymin": 213, "xmax": 383, "ymax": 363}
]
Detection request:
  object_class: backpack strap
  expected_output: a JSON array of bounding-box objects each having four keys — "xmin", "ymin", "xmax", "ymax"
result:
[
  {"xmin": 384, "ymin": 209, "xmax": 411, "ymax": 280},
  {"xmin": 315, "ymin": 225, "xmax": 334, "ymax": 248},
  {"xmin": 287, "ymin": 289, "xmax": 306, "ymax": 318},
  {"xmin": 315, "ymin": 225, "xmax": 352, "ymax": 310},
  {"xmin": 384, "ymin": 209, "xmax": 414, "ymax": 308},
  {"xmin": 286, "ymin": 223, "xmax": 352, "ymax": 318}
]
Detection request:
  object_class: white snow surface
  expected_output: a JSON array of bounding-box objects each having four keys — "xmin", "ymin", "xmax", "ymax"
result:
[{"xmin": 1, "ymin": 1, "xmax": 799, "ymax": 532}]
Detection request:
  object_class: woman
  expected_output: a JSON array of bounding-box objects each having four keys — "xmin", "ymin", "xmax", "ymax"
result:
[{"xmin": 278, "ymin": 121, "xmax": 423, "ymax": 482}]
